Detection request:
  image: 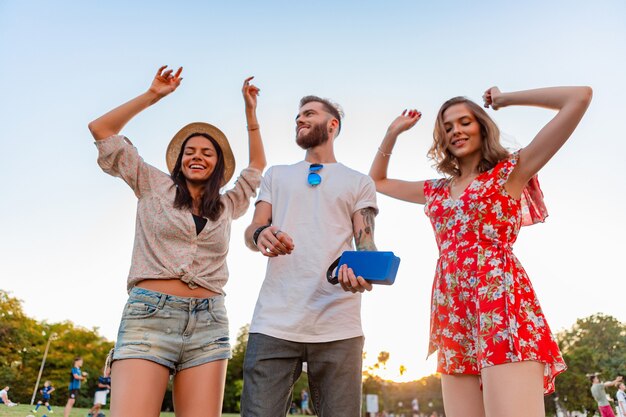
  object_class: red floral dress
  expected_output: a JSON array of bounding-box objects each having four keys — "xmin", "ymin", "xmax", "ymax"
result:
[{"xmin": 423, "ymin": 152, "xmax": 566, "ymax": 394}]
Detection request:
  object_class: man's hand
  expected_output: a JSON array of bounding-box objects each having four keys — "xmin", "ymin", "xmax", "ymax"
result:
[
  {"xmin": 338, "ymin": 264, "xmax": 372, "ymax": 293},
  {"xmin": 256, "ymin": 227, "xmax": 295, "ymax": 257}
]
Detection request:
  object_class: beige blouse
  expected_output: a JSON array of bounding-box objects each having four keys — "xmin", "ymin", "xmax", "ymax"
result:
[{"xmin": 96, "ymin": 135, "xmax": 261, "ymax": 294}]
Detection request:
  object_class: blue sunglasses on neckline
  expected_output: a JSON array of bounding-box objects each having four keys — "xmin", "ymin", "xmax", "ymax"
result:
[{"xmin": 308, "ymin": 163, "xmax": 323, "ymax": 187}]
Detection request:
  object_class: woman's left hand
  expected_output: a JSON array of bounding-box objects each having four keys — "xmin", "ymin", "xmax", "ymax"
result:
[
  {"xmin": 242, "ymin": 76, "xmax": 260, "ymax": 110},
  {"xmin": 483, "ymin": 86, "xmax": 502, "ymax": 110}
]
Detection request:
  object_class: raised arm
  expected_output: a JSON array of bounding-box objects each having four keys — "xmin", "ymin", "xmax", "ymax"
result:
[
  {"xmin": 604, "ymin": 376, "xmax": 624, "ymax": 387},
  {"xmin": 484, "ymin": 86, "xmax": 593, "ymax": 195},
  {"xmin": 369, "ymin": 109, "xmax": 427, "ymax": 204},
  {"xmin": 242, "ymin": 76, "xmax": 267, "ymax": 172},
  {"xmin": 88, "ymin": 66, "xmax": 183, "ymax": 141}
]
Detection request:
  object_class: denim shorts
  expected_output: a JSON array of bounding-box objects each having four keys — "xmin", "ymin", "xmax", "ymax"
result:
[{"xmin": 111, "ymin": 287, "xmax": 231, "ymax": 373}]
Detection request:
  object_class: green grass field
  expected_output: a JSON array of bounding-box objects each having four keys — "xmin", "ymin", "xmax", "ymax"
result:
[
  {"xmin": 2, "ymin": 404, "xmax": 314, "ymax": 416},
  {"xmin": 0, "ymin": 404, "xmax": 242, "ymax": 417}
]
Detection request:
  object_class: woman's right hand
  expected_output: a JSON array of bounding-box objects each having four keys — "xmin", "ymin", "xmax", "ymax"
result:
[
  {"xmin": 242, "ymin": 76, "xmax": 260, "ymax": 110},
  {"xmin": 148, "ymin": 65, "xmax": 183, "ymax": 98},
  {"xmin": 387, "ymin": 109, "xmax": 421, "ymax": 136}
]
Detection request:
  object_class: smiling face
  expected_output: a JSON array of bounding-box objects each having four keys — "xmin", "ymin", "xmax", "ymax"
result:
[
  {"xmin": 180, "ymin": 135, "xmax": 219, "ymax": 183},
  {"xmin": 442, "ymin": 103, "xmax": 483, "ymax": 161},
  {"xmin": 295, "ymin": 101, "xmax": 336, "ymax": 149}
]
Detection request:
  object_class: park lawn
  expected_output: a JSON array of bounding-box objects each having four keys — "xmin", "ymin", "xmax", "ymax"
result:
[
  {"xmin": 0, "ymin": 404, "xmax": 241, "ymax": 417},
  {"xmin": 1, "ymin": 405, "xmax": 314, "ymax": 416}
]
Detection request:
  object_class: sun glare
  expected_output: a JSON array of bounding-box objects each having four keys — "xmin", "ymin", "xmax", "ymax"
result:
[{"xmin": 363, "ymin": 353, "xmax": 438, "ymax": 383}]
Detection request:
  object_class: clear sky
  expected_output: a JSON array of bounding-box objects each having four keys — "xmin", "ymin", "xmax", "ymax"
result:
[{"xmin": 1, "ymin": 0, "xmax": 625, "ymax": 382}]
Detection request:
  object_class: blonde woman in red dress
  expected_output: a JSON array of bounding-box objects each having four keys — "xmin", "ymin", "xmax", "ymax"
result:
[{"xmin": 369, "ymin": 86, "xmax": 592, "ymax": 417}]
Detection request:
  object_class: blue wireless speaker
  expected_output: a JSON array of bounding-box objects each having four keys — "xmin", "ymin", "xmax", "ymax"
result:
[{"xmin": 326, "ymin": 251, "xmax": 401, "ymax": 286}]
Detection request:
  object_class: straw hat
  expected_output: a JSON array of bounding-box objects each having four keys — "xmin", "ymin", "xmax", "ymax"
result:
[{"xmin": 166, "ymin": 122, "xmax": 236, "ymax": 186}]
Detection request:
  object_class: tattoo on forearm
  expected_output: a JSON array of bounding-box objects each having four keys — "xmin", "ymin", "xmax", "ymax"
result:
[{"xmin": 355, "ymin": 207, "xmax": 377, "ymax": 251}]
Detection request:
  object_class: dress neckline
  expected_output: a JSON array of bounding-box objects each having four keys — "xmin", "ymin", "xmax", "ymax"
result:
[{"xmin": 446, "ymin": 171, "xmax": 484, "ymax": 201}]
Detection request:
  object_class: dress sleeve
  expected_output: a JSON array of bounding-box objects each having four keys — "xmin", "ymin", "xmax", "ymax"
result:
[
  {"xmin": 500, "ymin": 151, "xmax": 548, "ymax": 226},
  {"xmin": 423, "ymin": 178, "xmax": 446, "ymax": 203},
  {"xmin": 95, "ymin": 135, "xmax": 159, "ymax": 198},
  {"xmin": 223, "ymin": 167, "xmax": 262, "ymax": 219},
  {"xmin": 520, "ymin": 174, "xmax": 548, "ymax": 226}
]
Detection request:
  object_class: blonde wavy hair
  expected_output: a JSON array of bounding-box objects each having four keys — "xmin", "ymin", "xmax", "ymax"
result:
[{"xmin": 428, "ymin": 97, "xmax": 509, "ymax": 177}]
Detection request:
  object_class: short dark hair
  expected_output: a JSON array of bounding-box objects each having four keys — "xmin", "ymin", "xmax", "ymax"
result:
[{"xmin": 299, "ymin": 95, "xmax": 343, "ymax": 134}]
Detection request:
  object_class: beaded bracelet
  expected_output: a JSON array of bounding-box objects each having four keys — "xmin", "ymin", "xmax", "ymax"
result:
[{"xmin": 377, "ymin": 147, "xmax": 392, "ymax": 157}]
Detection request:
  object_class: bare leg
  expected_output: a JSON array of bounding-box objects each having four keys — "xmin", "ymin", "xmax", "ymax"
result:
[
  {"xmin": 110, "ymin": 359, "xmax": 170, "ymax": 417},
  {"xmin": 63, "ymin": 398, "xmax": 75, "ymax": 417},
  {"xmin": 172, "ymin": 360, "xmax": 228, "ymax": 417},
  {"xmin": 481, "ymin": 361, "xmax": 545, "ymax": 417},
  {"xmin": 441, "ymin": 374, "xmax": 486, "ymax": 417}
]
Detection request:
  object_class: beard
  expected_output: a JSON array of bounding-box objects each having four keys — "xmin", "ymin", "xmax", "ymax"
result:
[{"xmin": 296, "ymin": 122, "xmax": 330, "ymax": 150}]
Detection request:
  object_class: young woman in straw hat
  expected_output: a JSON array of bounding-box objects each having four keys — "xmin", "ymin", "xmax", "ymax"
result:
[
  {"xmin": 88, "ymin": 66, "xmax": 266, "ymax": 417},
  {"xmin": 369, "ymin": 85, "xmax": 592, "ymax": 417}
]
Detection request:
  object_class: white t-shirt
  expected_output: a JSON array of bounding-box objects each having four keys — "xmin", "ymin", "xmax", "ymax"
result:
[
  {"xmin": 249, "ymin": 161, "xmax": 378, "ymax": 342},
  {"xmin": 617, "ymin": 390, "xmax": 626, "ymax": 416}
]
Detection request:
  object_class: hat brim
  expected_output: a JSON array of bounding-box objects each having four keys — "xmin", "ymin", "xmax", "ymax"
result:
[{"xmin": 166, "ymin": 122, "xmax": 236, "ymax": 186}]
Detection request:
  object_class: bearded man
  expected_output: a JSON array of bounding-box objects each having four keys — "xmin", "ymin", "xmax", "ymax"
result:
[{"xmin": 242, "ymin": 95, "xmax": 378, "ymax": 417}]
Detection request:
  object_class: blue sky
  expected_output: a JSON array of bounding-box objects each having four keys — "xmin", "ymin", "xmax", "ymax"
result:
[{"xmin": 1, "ymin": 0, "xmax": 625, "ymax": 380}]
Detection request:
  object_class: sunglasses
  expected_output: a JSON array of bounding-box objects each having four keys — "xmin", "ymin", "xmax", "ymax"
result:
[{"xmin": 308, "ymin": 163, "xmax": 323, "ymax": 187}]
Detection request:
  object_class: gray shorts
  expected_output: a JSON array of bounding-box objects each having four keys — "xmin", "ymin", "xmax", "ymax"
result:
[{"xmin": 112, "ymin": 287, "xmax": 231, "ymax": 373}]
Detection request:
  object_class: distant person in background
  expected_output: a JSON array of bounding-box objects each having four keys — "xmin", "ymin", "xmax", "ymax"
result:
[
  {"xmin": 63, "ymin": 356, "xmax": 87, "ymax": 417},
  {"xmin": 32, "ymin": 380, "xmax": 55, "ymax": 413},
  {"xmin": 616, "ymin": 382, "xmax": 626, "ymax": 417},
  {"xmin": 300, "ymin": 389, "xmax": 312, "ymax": 415},
  {"xmin": 411, "ymin": 397, "xmax": 419, "ymax": 417},
  {"xmin": 0, "ymin": 386, "xmax": 18, "ymax": 407},
  {"xmin": 590, "ymin": 374, "xmax": 622, "ymax": 417},
  {"xmin": 88, "ymin": 365, "xmax": 111, "ymax": 417}
]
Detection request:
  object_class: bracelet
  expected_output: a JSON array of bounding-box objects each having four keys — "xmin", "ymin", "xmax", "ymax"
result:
[
  {"xmin": 252, "ymin": 224, "xmax": 271, "ymax": 246},
  {"xmin": 377, "ymin": 147, "xmax": 392, "ymax": 157},
  {"xmin": 247, "ymin": 124, "xmax": 260, "ymax": 131}
]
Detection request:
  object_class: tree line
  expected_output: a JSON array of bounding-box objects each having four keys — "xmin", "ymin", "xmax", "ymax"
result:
[{"xmin": 1, "ymin": 289, "xmax": 623, "ymax": 414}]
